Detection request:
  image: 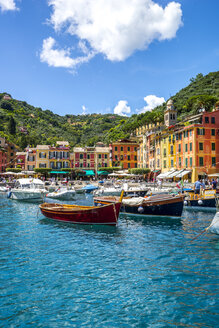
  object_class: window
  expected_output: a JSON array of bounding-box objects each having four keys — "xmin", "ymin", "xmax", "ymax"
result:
[
  {"xmin": 127, "ymin": 147, "xmax": 130, "ymax": 151},
  {"xmin": 157, "ymin": 159, "xmax": 160, "ymax": 167},
  {"xmin": 199, "ymin": 157, "xmax": 204, "ymax": 166},
  {"xmin": 185, "ymin": 144, "xmax": 188, "ymax": 152},
  {"xmin": 189, "ymin": 143, "xmax": 192, "ymax": 151},
  {"xmin": 179, "ymin": 157, "xmax": 181, "ymax": 167},
  {"xmin": 39, "ymin": 163, "xmax": 46, "ymax": 168},
  {"xmin": 80, "ymin": 154, "xmax": 83, "ymax": 159},
  {"xmin": 205, "ymin": 117, "xmax": 209, "ymax": 123},
  {"xmin": 115, "ymin": 155, "xmax": 117, "ymax": 160},
  {"xmin": 211, "ymin": 129, "xmax": 215, "ymax": 136},
  {"xmin": 87, "ymin": 154, "xmax": 90, "ymax": 159},
  {"xmin": 121, "ymin": 146, "xmax": 123, "ymax": 151},
  {"xmin": 170, "ymin": 145, "xmax": 174, "ymax": 155},
  {"xmin": 211, "ymin": 117, "xmax": 215, "ymax": 124},
  {"xmin": 212, "ymin": 157, "xmax": 216, "ymax": 166},
  {"xmin": 128, "ymin": 155, "xmax": 130, "ymax": 161},
  {"xmin": 178, "ymin": 144, "xmax": 181, "ymax": 152},
  {"xmin": 99, "ymin": 154, "xmax": 101, "ymax": 159},
  {"xmin": 171, "ymin": 160, "xmax": 174, "ymax": 167},
  {"xmin": 185, "ymin": 158, "xmax": 188, "ymax": 167},
  {"xmin": 173, "ymin": 114, "xmax": 175, "ymax": 120},
  {"xmin": 199, "ymin": 143, "xmax": 203, "ymax": 151},
  {"xmin": 163, "ymin": 149, "xmax": 166, "ymax": 157},
  {"xmin": 134, "ymin": 156, "xmax": 137, "ymax": 161},
  {"xmin": 197, "ymin": 128, "xmax": 205, "ymax": 135},
  {"xmin": 115, "ymin": 146, "xmax": 117, "ymax": 151},
  {"xmin": 212, "ymin": 143, "xmax": 215, "ymax": 151},
  {"xmin": 128, "ymin": 163, "xmax": 130, "ymax": 168},
  {"xmin": 39, "ymin": 152, "xmax": 46, "ymax": 159},
  {"xmin": 105, "ymin": 154, "xmax": 107, "ymax": 159},
  {"xmin": 190, "ymin": 157, "xmax": 192, "ymax": 167},
  {"xmin": 190, "ymin": 130, "xmax": 192, "ymax": 137},
  {"xmin": 134, "ymin": 147, "xmax": 137, "ymax": 151},
  {"xmin": 169, "ymin": 136, "xmax": 171, "ymax": 143},
  {"xmin": 135, "ymin": 163, "xmax": 137, "ymax": 168},
  {"xmin": 164, "ymin": 160, "xmax": 166, "ymax": 168}
]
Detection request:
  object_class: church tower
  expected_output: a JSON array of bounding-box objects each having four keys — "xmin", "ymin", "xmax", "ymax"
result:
[{"xmin": 164, "ymin": 99, "xmax": 177, "ymax": 127}]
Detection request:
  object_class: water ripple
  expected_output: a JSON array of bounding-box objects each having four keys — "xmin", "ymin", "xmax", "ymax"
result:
[{"xmin": 0, "ymin": 197, "xmax": 218, "ymax": 327}]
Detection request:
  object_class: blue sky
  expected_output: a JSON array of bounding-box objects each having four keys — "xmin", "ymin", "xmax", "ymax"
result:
[{"xmin": 0, "ymin": 0, "xmax": 218, "ymax": 116}]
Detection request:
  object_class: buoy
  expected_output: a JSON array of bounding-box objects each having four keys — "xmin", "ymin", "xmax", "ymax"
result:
[
  {"xmin": 138, "ymin": 206, "xmax": 144, "ymax": 213},
  {"xmin": 198, "ymin": 199, "xmax": 203, "ymax": 205}
]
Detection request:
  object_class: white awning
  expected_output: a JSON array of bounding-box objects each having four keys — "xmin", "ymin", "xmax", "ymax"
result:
[
  {"xmin": 166, "ymin": 170, "xmax": 181, "ymax": 178},
  {"xmin": 157, "ymin": 170, "xmax": 176, "ymax": 179},
  {"xmin": 175, "ymin": 170, "xmax": 191, "ymax": 178},
  {"xmin": 208, "ymin": 173, "xmax": 219, "ymax": 177}
]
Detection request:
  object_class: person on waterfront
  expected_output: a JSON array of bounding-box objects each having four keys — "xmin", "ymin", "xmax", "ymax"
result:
[
  {"xmin": 211, "ymin": 179, "xmax": 217, "ymax": 190},
  {"xmin": 194, "ymin": 178, "xmax": 205, "ymax": 194}
]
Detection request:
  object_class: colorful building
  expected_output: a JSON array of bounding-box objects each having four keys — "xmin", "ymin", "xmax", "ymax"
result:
[
  {"xmin": 0, "ymin": 137, "xmax": 7, "ymax": 173},
  {"xmin": 110, "ymin": 139, "xmax": 138, "ymax": 169},
  {"xmin": 71, "ymin": 143, "xmax": 110, "ymax": 171},
  {"xmin": 136, "ymin": 100, "xmax": 219, "ymax": 182}
]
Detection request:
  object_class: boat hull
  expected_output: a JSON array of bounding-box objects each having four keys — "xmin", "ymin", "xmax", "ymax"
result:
[
  {"xmin": 10, "ymin": 190, "xmax": 47, "ymax": 200},
  {"xmin": 39, "ymin": 202, "xmax": 121, "ymax": 225},
  {"xmin": 94, "ymin": 195, "xmax": 184, "ymax": 217}
]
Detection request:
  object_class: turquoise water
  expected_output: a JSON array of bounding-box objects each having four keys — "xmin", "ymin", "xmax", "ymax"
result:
[{"xmin": 0, "ymin": 195, "xmax": 218, "ymax": 327}]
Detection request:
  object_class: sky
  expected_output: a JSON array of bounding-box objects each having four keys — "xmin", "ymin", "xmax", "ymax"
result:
[{"xmin": 0, "ymin": 0, "xmax": 218, "ymax": 117}]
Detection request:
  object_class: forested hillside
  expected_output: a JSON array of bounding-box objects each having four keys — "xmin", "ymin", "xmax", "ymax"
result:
[
  {"xmin": 1, "ymin": 71, "xmax": 218, "ymax": 150},
  {"xmin": 0, "ymin": 95, "xmax": 127, "ymax": 149},
  {"xmin": 104, "ymin": 71, "xmax": 219, "ymax": 143}
]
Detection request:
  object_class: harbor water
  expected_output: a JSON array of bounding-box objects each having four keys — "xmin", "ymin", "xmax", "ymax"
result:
[{"xmin": 0, "ymin": 195, "xmax": 218, "ymax": 327}]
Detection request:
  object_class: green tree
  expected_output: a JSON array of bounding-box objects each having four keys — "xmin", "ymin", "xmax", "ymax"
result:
[{"xmin": 8, "ymin": 116, "xmax": 16, "ymax": 135}]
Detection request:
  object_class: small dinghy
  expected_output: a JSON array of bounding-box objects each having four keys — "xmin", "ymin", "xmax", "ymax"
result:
[{"xmin": 39, "ymin": 201, "xmax": 122, "ymax": 225}]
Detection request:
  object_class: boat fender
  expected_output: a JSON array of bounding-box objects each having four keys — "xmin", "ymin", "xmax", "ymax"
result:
[
  {"xmin": 7, "ymin": 191, "xmax": 12, "ymax": 198},
  {"xmin": 138, "ymin": 206, "xmax": 144, "ymax": 213},
  {"xmin": 184, "ymin": 200, "xmax": 188, "ymax": 206},
  {"xmin": 198, "ymin": 199, "xmax": 203, "ymax": 205}
]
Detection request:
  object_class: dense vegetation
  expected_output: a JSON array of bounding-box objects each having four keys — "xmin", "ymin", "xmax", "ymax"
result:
[
  {"xmin": 0, "ymin": 95, "xmax": 126, "ymax": 149},
  {"xmin": 105, "ymin": 71, "xmax": 219, "ymax": 142},
  {"xmin": 0, "ymin": 71, "xmax": 218, "ymax": 150}
]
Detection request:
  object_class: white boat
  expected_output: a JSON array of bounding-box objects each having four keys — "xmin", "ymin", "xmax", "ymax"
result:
[
  {"xmin": 209, "ymin": 212, "xmax": 219, "ymax": 235},
  {"xmin": 0, "ymin": 186, "xmax": 9, "ymax": 192},
  {"xmin": 46, "ymin": 187, "xmax": 76, "ymax": 200},
  {"xmin": 94, "ymin": 186, "xmax": 122, "ymax": 196},
  {"xmin": 9, "ymin": 178, "xmax": 47, "ymax": 201}
]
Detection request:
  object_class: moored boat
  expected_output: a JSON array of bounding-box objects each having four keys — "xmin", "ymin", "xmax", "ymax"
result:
[
  {"xmin": 94, "ymin": 193, "xmax": 185, "ymax": 217},
  {"xmin": 9, "ymin": 178, "xmax": 47, "ymax": 201},
  {"xmin": 208, "ymin": 212, "xmax": 219, "ymax": 235},
  {"xmin": 184, "ymin": 189, "xmax": 217, "ymax": 207},
  {"xmin": 39, "ymin": 201, "xmax": 122, "ymax": 225},
  {"xmin": 46, "ymin": 187, "xmax": 76, "ymax": 200}
]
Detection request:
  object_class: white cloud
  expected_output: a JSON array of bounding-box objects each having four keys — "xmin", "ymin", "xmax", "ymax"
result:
[
  {"xmin": 0, "ymin": 0, "xmax": 17, "ymax": 11},
  {"xmin": 81, "ymin": 105, "xmax": 88, "ymax": 115},
  {"xmin": 40, "ymin": 37, "xmax": 94, "ymax": 69},
  {"xmin": 114, "ymin": 100, "xmax": 131, "ymax": 116},
  {"xmin": 137, "ymin": 95, "xmax": 165, "ymax": 113},
  {"xmin": 47, "ymin": 0, "xmax": 182, "ymax": 63}
]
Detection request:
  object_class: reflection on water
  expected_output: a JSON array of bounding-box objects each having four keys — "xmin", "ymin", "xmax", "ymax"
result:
[{"xmin": 0, "ymin": 196, "xmax": 218, "ymax": 328}]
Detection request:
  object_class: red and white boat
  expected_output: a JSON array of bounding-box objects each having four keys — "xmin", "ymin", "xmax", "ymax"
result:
[{"xmin": 39, "ymin": 201, "xmax": 122, "ymax": 225}]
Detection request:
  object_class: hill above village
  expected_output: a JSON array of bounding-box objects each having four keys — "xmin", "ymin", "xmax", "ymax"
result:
[{"xmin": 0, "ymin": 71, "xmax": 218, "ymax": 150}]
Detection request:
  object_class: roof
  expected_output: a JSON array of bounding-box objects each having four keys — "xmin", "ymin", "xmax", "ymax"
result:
[
  {"xmin": 56, "ymin": 141, "xmax": 69, "ymax": 146},
  {"xmin": 36, "ymin": 145, "xmax": 50, "ymax": 150}
]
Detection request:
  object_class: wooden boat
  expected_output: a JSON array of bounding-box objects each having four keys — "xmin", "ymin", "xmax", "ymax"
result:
[
  {"xmin": 184, "ymin": 189, "xmax": 217, "ymax": 207},
  {"xmin": 39, "ymin": 201, "xmax": 122, "ymax": 225},
  {"xmin": 94, "ymin": 193, "xmax": 185, "ymax": 217}
]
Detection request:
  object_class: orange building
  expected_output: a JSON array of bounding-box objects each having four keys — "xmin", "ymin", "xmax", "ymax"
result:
[
  {"xmin": 111, "ymin": 139, "xmax": 138, "ymax": 169},
  {"xmin": 175, "ymin": 108, "xmax": 219, "ymax": 181}
]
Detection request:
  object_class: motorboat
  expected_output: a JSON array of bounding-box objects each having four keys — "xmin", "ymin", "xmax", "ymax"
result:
[
  {"xmin": 46, "ymin": 187, "xmax": 76, "ymax": 200},
  {"xmin": 9, "ymin": 178, "xmax": 47, "ymax": 201},
  {"xmin": 81, "ymin": 184, "xmax": 99, "ymax": 193},
  {"xmin": 39, "ymin": 201, "xmax": 122, "ymax": 225},
  {"xmin": 184, "ymin": 189, "xmax": 217, "ymax": 207},
  {"xmin": 94, "ymin": 193, "xmax": 185, "ymax": 217}
]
